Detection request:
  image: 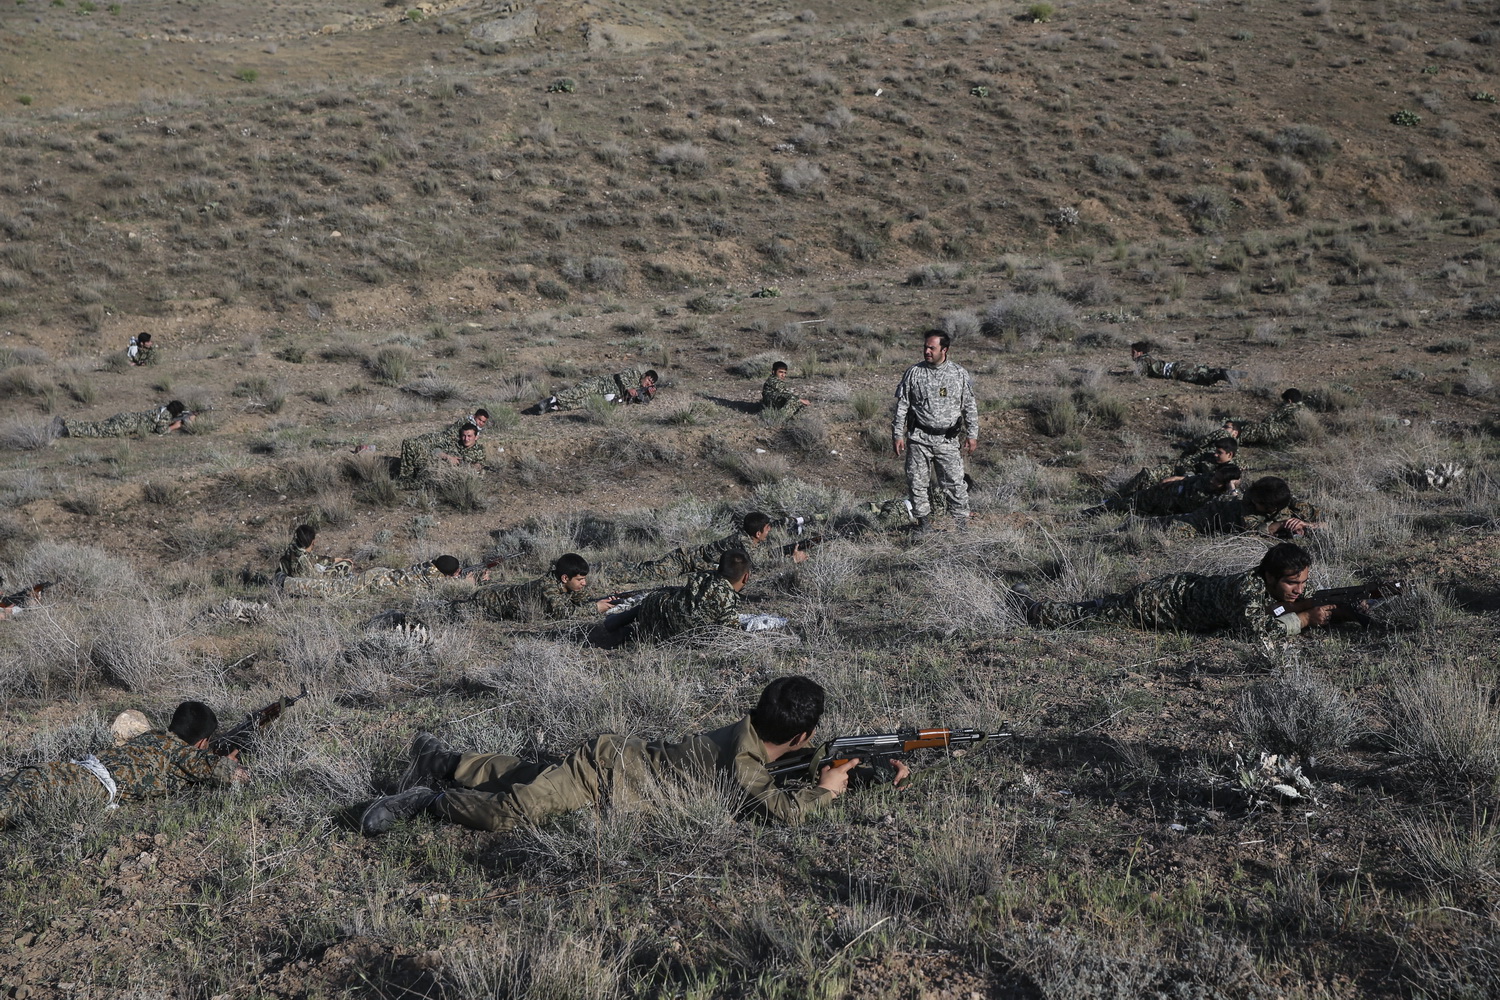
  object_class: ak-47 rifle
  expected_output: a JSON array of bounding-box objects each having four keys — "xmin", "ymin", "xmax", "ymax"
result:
[
  {"xmin": 1271, "ymin": 580, "xmax": 1405, "ymax": 625},
  {"xmin": 209, "ymin": 684, "xmax": 308, "ymax": 756},
  {"xmin": 767, "ymin": 727, "xmax": 1013, "ymax": 782},
  {"xmin": 778, "ymin": 534, "xmax": 826, "ymax": 558},
  {"xmin": 460, "ymin": 551, "xmax": 519, "ymax": 579},
  {"xmin": 600, "ymin": 588, "xmax": 650, "ymax": 606}
]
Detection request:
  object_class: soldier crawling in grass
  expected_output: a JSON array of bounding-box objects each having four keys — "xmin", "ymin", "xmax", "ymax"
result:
[
  {"xmin": 126, "ymin": 332, "xmax": 156, "ymax": 367},
  {"xmin": 761, "ymin": 361, "xmax": 810, "ymax": 414},
  {"xmin": 542, "ymin": 368, "xmax": 658, "ymax": 412},
  {"xmin": 621, "ymin": 511, "xmax": 808, "ymax": 582},
  {"xmin": 355, "ymin": 675, "xmax": 910, "ymax": 836},
  {"xmin": 892, "ymin": 330, "xmax": 980, "ymax": 533},
  {"xmin": 461, "ymin": 553, "xmax": 619, "ymax": 623},
  {"xmin": 1130, "ymin": 341, "xmax": 1244, "ymax": 387},
  {"xmin": 55, "ymin": 401, "xmax": 193, "ymax": 438},
  {"xmin": 1112, "ymin": 437, "xmax": 1239, "ymax": 501},
  {"xmin": 1084, "ymin": 463, "xmax": 1242, "ymax": 518},
  {"xmin": 1135, "ymin": 475, "xmax": 1322, "ymax": 538},
  {"xmin": 0, "ymin": 701, "xmax": 248, "ymax": 829},
  {"xmin": 396, "ymin": 422, "xmax": 486, "ymax": 486},
  {"xmin": 279, "ymin": 554, "xmax": 482, "ymax": 598},
  {"xmin": 276, "ymin": 524, "xmax": 353, "ymax": 579},
  {"xmin": 589, "ymin": 549, "xmax": 754, "ymax": 648},
  {"xmin": 1019, "ymin": 542, "xmax": 1349, "ymax": 643},
  {"xmin": 1183, "ymin": 389, "xmax": 1308, "ymax": 452}
]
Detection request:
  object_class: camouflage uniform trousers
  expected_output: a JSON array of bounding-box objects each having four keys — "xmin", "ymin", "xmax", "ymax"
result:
[
  {"xmin": 904, "ymin": 429, "xmax": 970, "ymax": 519},
  {"xmin": 1129, "ymin": 478, "xmax": 1227, "ymax": 517},
  {"xmin": 277, "ymin": 542, "xmax": 353, "ymax": 578},
  {"xmin": 61, "ymin": 409, "xmax": 171, "ymax": 439},
  {"xmin": 433, "ymin": 716, "xmax": 830, "ymax": 832},
  {"xmin": 468, "ymin": 576, "xmax": 582, "ymax": 622},
  {"xmin": 280, "ymin": 562, "xmax": 448, "ymax": 598},
  {"xmin": 1138, "ymin": 357, "xmax": 1229, "ymax": 386},
  {"xmin": 553, "ymin": 368, "xmax": 644, "ymax": 410},
  {"xmin": 1235, "ymin": 403, "xmax": 1305, "ymax": 447},
  {"xmin": 1142, "ymin": 496, "xmax": 1321, "ymax": 538},
  {"xmin": 1030, "ymin": 570, "xmax": 1293, "ymax": 641}
]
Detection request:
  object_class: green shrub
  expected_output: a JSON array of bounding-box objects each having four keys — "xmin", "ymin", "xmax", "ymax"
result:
[
  {"xmin": 1391, "ymin": 109, "xmax": 1422, "ymax": 126},
  {"xmin": 234, "ymin": 68, "xmax": 258, "ymax": 83},
  {"xmin": 1027, "ymin": 2, "xmax": 1054, "ymax": 21}
]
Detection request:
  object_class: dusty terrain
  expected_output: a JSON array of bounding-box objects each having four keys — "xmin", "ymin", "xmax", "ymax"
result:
[{"xmin": 1, "ymin": 0, "xmax": 1498, "ymax": 996}]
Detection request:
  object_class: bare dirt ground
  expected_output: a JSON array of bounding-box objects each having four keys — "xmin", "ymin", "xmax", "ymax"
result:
[{"xmin": 1, "ymin": 0, "xmax": 1498, "ymax": 996}]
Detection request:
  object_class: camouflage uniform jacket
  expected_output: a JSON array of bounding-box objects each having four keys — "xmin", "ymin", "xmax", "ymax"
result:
[
  {"xmin": 470, "ymin": 575, "xmax": 587, "ymax": 622},
  {"xmin": 1236, "ymin": 401, "xmax": 1305, "ymax": 447},
  {"xmin": 279, "ymin": 561, "xmax": 452, "ymax": 597},
  {"xmin": 891, "ymin": 360, "xmax": 979, "ymax": 443},
  {"xmin": 0, "ymin": 731, "xmax": 238, "ymax": 826},
  {"xmin": 276, "ymin": 542, "xmax": 352, "ymax": 578},
  {"xmin": 627, "ymin": 529, "xmax": 767, "ymax": 581},
  {"xmin": 554, "ymin": 368, "xmax": 648, "ymax": 410},
  {"xmin": 398, "ymin": 427, "xmax": 487, "ymax": 480},
  {"xmin": 1033, "ymin": 570, "xmax": 1299, "ymax": 640},
  {"xmin": 63, "ymin": 406, "xmax": 176, "ymax": 438},
  {"xmin": 761, "ymin": 374, "xmax": 800, "ymax": 410},
  {"xmin": 633, "ymin": 572, "xmax": 742, "ymax": 641},
  {"xmin": 1150, "ymin": 496, "xmax": 1321, "ymax": 537},
  {"xmin": 1135, "ymin": 355, "xmax": 1224, "ymax": 386},
  {"xmin": 1130, "ymin": 475, "xmax": 1232, "ymax": 517}
]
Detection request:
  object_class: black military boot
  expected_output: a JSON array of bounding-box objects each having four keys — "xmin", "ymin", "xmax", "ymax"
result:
[
  {"xmin": 400, "ymin": 733, "xmax": 460, "ymax": 790},
  {"xmin": 359, "ymin": 787, "xmax": 440, "ymax": 836},
  {"xmin": 914, "ymin": 515, "xmax": 931, "ymax": 535}
]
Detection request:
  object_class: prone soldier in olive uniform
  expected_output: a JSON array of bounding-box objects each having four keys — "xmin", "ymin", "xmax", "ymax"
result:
[
  {"xmin": 279, "ymin": 555, "xmax": 475, "ymax": 598},
  {"xmin": 57, "ymin": 401, "xmax": 192, "ymax": 438},
  {"xmin": 892, "ymin": 331, "xmax": 980, "ymax": 531},
  {"xmin": 276, "ymin": 524, "xmax": 353, "ymax": 578},
  {"xmin": 397, "ymin": 423, "xmax": 486, "ymax": 485},
  {"xmin": 543, "ymin": 368, "xmax": 658, "ymax": 412},
  {"xmin": 1130, "ymin": 342, "xmax": 1243, "ymax": 387},
  {"xmin": 0, "ymin": 702, "xmax": 246, "ymax": 828},
  {"xmin": 357, "ymin": 675, "xmax": 910, "ymax": 835},
  {"xmin": 463, "ymin": 553, "xmax": 618, "ymax": 622},
  {"xmin": 1135, "ymin": 476, "xmax": 1322, "ymax": 539},
  {"xmin": 1021, "ymin": 543, "xmax": 1344, "ymax": 643},
  {"xmin": 622, "ymin": 512, "xmax": 806, "ymax": 582},
  {"xmin": 761, "ymin": 361, "xmax": 809, "ymax": 414}
]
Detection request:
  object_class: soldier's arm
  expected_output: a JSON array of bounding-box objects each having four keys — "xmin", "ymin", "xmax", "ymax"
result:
[
  {"xmin": 891, "ymin": 370, "xmax": 912, "ymax": 454},
  {"xmin": 733, "ymin": 753, "xmax": 836, "ymax": 823},
  {"xmin": 961, "ymin": 370, "xmax": 980, "ymax": 444}
]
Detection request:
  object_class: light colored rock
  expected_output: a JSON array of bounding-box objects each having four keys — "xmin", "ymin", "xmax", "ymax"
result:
[{"xmin": 470, "ymin": 9, "xmax": 537, "ymax": 44}]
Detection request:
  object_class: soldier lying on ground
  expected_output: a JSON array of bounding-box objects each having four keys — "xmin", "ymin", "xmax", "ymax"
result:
[
  {"xmin": 0, "ymin": 701, "xmax": 248, "ymax": 829},
  {"xmin": 1019, "ymin": 542, "xmax": 1349, "ymax": 642},
  {"xmin": 1084, "ymin": 463, "xmax": 1241, "ymax": 518},
  {"xmin": 1113, "ymin": 437, "xmax": 1238, "ymax": 500},
  {"xmin": 542, "ymin": 368, "xmax": 658, "ymax": 412},
  {"xmin": 55, "ymin": 400, "xmax": 192, "ymax": 438},
  {"xmin": 1184, "ymin": 389, "xmax": 1307, "ymax": 453},
  {"xmin": 1, "ymin": 581, "xmax": 52, "ymax": 618},
  {"xmin": 589, "ymin": 549, "xmax": 753, "ymax": 648},
  {"xmin": 1134, "ymin": 475, "xmax": 1322, "ymax": 538},
  {"xmin": 761, "ymin": 361, "xmax": 810, "ymax": 414},
  {"xmin": 278, "ymin": 555, "xmax": 481, "ymax": 598},
  {"xmin": 126, "ymin": 332, "xmax": 156, "ymax": 366},
  {"xmin": 356, "ymin": 675, "xmax": 910, "ymax": 835},
  {"xmin": 621, "ymin": 511, "xmax": 807, "ymax": 582},
  {"xmin": 276, "ymin": 524, "xmax": 354, "ymax": 578},
  {"xmin": 461, "ymin": 553, "xmax": 619, "ymax": 622},
  {"xmin": 447, "ymin": 409, "xmax": 490, "ymax": 436},
  {"xmin": 397, "ymin": 422, "xmax": 486, "ymax": 485},
  {"xmin": 1129, "ymin": 341, "xmax": 1243, "ymax": 387}
]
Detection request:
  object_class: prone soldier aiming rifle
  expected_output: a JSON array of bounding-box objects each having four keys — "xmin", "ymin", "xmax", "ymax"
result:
[
  {"xmin": 209, "ymin": 684, "xmax": 308, "ymax": 756},
  {"xmin": 1270, "ymin": 579, "xmax": 1405, "ymax": 627}
]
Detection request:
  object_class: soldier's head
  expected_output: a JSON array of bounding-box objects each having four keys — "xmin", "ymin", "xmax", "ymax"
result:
[
  {"xmin": 1282, "ymin": 388, "xmax": 1303, "ymax": 404},
  {"xmin": 717, "ymin": 548, "xmax": 752, "ymax": 591},
  {"xmin": 293, "ymin": 524, "xmax": 317, "ymax": 550},
  {"xmin": 1220, "ymin": 420, "xmax": 1242, "ymax": 439},
  {"xmin": 640, "ymin": 370, "xmax": 659, "ymax": 394},
  {"xmin": 165, "ymin": 400, "xmax": 188, "ymax": 418},
  {"xmin": 772, "ymin": 361, "xmax": 789, "ymax": 379},
  {"xmin": 1212, "ymin": 438, "xmax": 1239, "ymax": 463},
  {"xmin": 742, "ymin": 511, "xmax": 773, "ymax": 543},
  {"xmin": 1208, "ymin": 463, "xmax": 1242, "ymax": 494},
  {"xmin": 472, "ymin": 408, "xmax": 490, "ymax": 429},
  {"xmin": 1257, "ymin": 542, "xmax": 1312, "ymax": 602},
  {"xmin": 1130, "ymin": 340, "xmax": 1152, "ymax": 359},
  {"xmin": 169, "ymin": 701, "xmax": 219, "ymax": 747},
  {"xmin": 458, "ymin": 424, "xmax": 479, "ymax": 448},
  {"xmin": 751, "ymin": 675, "xmax": 826, "ymax": 748},
  {"xmin": 1245, "ymin": 476, "xmax": 1292, "ymax": 515},
  {"xmin": 432, "ymin": 555, "xmax": 462, "ymax": 577},
  {"xmin": 922, "ymin": 330, "xmax": 950, "ymax": 365},
  {"xmin": 136, "ymin": 332, "xmax": 152, "ymax": 348},
  {"xmin": 552, "ymin": 553, "xmax": 590, "ymax": 592}
]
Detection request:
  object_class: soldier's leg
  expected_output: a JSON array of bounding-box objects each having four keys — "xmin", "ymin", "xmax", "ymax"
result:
[
  {"xmin": 451, "ymin": 753, "xmax": 561, "ymax": 793},
  {"xmin": 904, "ymin": 437, "xmax": 936, "ymax": 518},
  {"xmin": 61, "ymin": 419, "xmax": 107, "ymax": 439},
  {"xmin": 931, "ymin": 439, "xmax": 971, "ymax": 519},
  {"xmin": 1173, "ymin": 365, "xmax": 1218, "ymax": 386},
  {"xmin": 434, "ymin": 735, "xmax": 616, "ymax": 832}
]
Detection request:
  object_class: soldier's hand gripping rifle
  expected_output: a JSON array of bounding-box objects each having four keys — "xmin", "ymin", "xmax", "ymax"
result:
[
  {"xmin": 1271, "ymin": 580, "xmax": 1405, "ymax": 626},
  {"xmin": 209, "ymin": 684, "xmax": 308, "ymax": 756},
  {"xmin": 777, "ymin": 534, "xmax": 826, "ymax": 558},
  {"xmin": 459, "ymin": 550, "xmax": 519, "ymax": 580},
  {"xmin": 767, "ymin": 727, "xmax": 1013, "ymax": 782}
]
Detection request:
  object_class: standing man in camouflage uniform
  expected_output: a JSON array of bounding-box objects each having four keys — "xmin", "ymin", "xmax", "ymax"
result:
[
  {"xmin": 589, "ymin": 550, "xmax": 752, "ymax": 647},
  {"xmin": 761, "ymin": 362, "xmax": 809, "ymax": 415},
  {"xmin": 463, "ymin": 553, "xmax": 618, "ymax": 622},
  {"xmin": 892, "ymin": 331, "xmax": 980, "ymax": 532},
  {"xmin": 276, "ymin": 525, "xmax": 353, "ymax": 578},
  {"xmin": 543, "ymin": 368, "xmax": 658, "ymax": 412},
  {"xmin": 1021, "ymin": 542, "xmax": 1342, "ymax": 642},
  {"xmin": 57, "ymin": 401, "xmax": 192, "ymax": 438},
  {"xmin": 357, "ymin": 675, "xmax": 910, "ymax": 835},
  {"xmin": 622, "ymin": 512, "xmax": 807, "ymax": 582},
  {"xmin": 397, "ymin": 422, "xmax": 486, "ymax": 485},
  {"xmin": 0, "ymin": 701, "xmax": 247, "ymax": 828},
  {"xmin": 1130, "ymin": 342, "xmax": 1242, "ymax": 387}
]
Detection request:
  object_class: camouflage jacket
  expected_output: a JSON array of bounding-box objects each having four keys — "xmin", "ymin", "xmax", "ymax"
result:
[
  {"xmin": 554, "ymin": 368, "xmax": 649, "ymax": 409},
  {"xmin": 66, "ymin": 407, "xmax": 177, "ymax": 438},
  {"xmin": 626, "ymin": 529, "xmax": 765, "ymax": 581},
  {"xmin": 276, "ymin": 542, "xmax": 351, "ymax": 578},
  {"xmin": 761, "ymin": 374, "xmax": 800, "ymax": 409},
  {"xmin": 1236, "ymin": 401, "xmax": 1305, "ymax": 447},
  {"xmin": 1115, "ymin": 570, "xmax": 1294, "ymax": 639},
  {"xmin": 1153, "ymin": 495, "xmax": 1321, "ymax": 537},
  {"xmin": 470, "ymin": 575, "xmax": 587, "ymax": 622},
  {"xmin": 892, "ymin": 360, "xmax": 979, "ymax": 442},
  {"xmin": 1134, "ymin": 354, "xmax": 1177, "ymax": 379},
  {"xmin": 633, "ymin": 572, "xmax": 742, "ymax": 641},
  {"xmin": 1131, "ymin": 474, "xmax": 1234, "ymax": 517}
]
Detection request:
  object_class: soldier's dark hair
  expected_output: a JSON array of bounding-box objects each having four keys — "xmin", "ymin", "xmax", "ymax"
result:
[
  {"xmin": 923, "ymin": 329, "xmax": 950, "ymax": 349},
  {"xmin": 165, "ymin": 400, "xmax": 187, "ymax": 417},
  {"xmin": 473, "ymin": 408, "xmax": 490, "ymax": 420},
  {"xmin": 751, "ymin": 675, "xmax": 826, "ymax": 744},
  {"xmin": 1209, "ymin": 464, "xmax": 1242, "ymax": 487},
  {"xmin": 1130, "ymin": 340, "xmax": 1152, "ymax": 354},
  {"xmin": 741, "ymin": 511, "xmax": 772, "ymax": 537},
  {"xmin": 1282, "ymin": 388, "xmax": 1303, "ymax": 404},
  {"xmin": 458, "ymin": 423, "xmax": 479, "ymax": 437},
  {"xmin": 1258, "ymin": 542, "xmax": 1311, "ymax": 580},
  {"xmin": 169, "ymin": 701, "xmax": 219, "ymax": 745},
  {"xmin": 1213, "ymin": 437, "xmax": 1239, "ymax": 455},
  {"xmin": 717, "ymin": 548, "xmax": 752, "ymax": 582},
  {"xmin": 642, "ymin": 370, "xmax": 659, "ymax": 382},
  {"xmin": 137, "ymin": 332, "xmax": 152, "ymax": 345},
  {"xmin": 1245, "ymin": 476, "xmax": 1292, "ymax": 512},
  {"xmin": 553, "ymin": 553, "xmax": 590, "ymax": 579},
  {"xmin": 293, "ymin": 524, "xmax": 317, "ymax": 549},
  {"xmin": 772, "ymin": 361, "xmax": 789, "ymax": 373},
  {"xmin": 432, "ymin": 555, "xmax": 461, "ymax": 576}
]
